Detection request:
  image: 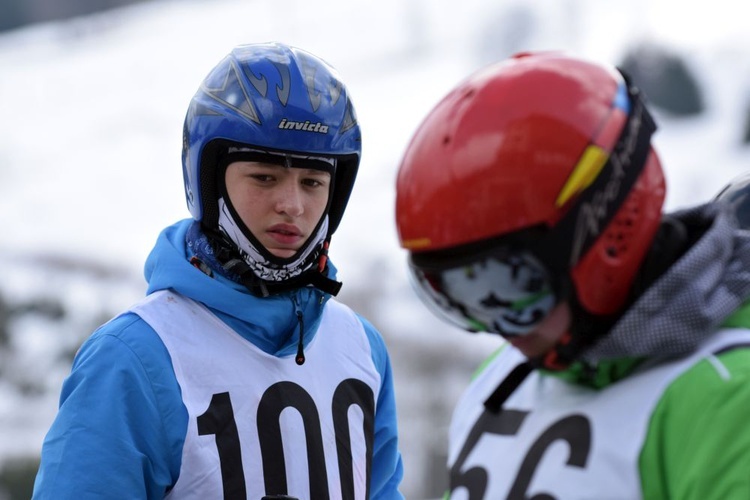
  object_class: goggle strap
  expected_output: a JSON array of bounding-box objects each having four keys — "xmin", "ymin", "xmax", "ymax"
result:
[{"xmin": 534, "ymin": 73, "xmax": 657, "ymax": 274}]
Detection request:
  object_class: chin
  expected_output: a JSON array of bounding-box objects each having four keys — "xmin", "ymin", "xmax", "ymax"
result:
[
  {"xmin": 508, "ymin": 335, "xmax": 548, "ymax": 359},
  {"xmin": 270, "ymin": 249, "xmax": 298, "ymax": 259}
]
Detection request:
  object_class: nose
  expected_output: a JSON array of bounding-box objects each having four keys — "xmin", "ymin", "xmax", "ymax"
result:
[{"xmin": 274, "ymin": 180, "xmax": 304, "ymax": 217}]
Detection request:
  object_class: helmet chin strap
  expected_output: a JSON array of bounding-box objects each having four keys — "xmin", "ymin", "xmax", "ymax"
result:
[{"xmin": 206, "ymin": 196, "xmax": 342, "ymax": 297}]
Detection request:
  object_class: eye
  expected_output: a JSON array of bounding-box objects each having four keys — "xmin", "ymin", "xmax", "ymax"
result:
[
  {"xmin": 250, "ymin": 173, "xmax": 275, "ymax": 183},
  {"xmin": 302, "ymin": 176, "xmax": 329, "ymax": 188}
]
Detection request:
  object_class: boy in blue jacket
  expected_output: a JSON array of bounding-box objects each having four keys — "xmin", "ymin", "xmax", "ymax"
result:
[{"xmin": 33, "ymin": 42, "xmax": 404, "ymax": 499}]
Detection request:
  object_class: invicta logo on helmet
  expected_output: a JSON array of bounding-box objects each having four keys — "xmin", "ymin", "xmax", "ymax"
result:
[{"xmin": 278, "ymin": 118, "xmax": 329, "ymax": 134}]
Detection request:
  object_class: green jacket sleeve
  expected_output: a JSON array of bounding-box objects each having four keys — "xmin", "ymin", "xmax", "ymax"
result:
[{"xmin": 640, "ymin": 347, "xmax": 750, "ymax": 499}]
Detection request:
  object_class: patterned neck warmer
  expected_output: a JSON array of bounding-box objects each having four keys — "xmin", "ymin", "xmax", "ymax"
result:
[{"xmin": 216, "ymin": 196, "xmax": 329, "ymax": 282}]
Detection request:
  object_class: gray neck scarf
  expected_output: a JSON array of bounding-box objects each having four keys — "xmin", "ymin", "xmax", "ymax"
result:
[{"xmin": 581, "ymin": 202, "xmax": 750, "ymax": 363}]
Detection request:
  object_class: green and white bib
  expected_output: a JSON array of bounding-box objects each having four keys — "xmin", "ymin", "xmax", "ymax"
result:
[{"xmin": 447, "ymin": 328, "xmax": 750, "ymax": 500}]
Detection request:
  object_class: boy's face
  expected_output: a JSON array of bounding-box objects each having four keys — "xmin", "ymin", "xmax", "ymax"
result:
[{"xmin": 224, "ymin": 161, "xmax": 331, "ymax": 258}]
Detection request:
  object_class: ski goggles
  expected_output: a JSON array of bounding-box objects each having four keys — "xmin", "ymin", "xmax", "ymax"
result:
[{"xmin": 409, "ymin": 248, "xmax": 557, "ymax": 338}]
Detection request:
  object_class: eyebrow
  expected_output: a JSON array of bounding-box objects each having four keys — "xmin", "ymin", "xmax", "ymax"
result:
[{"xmin": 240, "ymin": 162, "xmax": 331, "ymax": 177}]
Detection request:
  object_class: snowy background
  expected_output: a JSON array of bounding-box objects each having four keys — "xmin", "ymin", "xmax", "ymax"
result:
[{"xmin": 2, "ymin": 0, "xmax": 750, "ymax": 497}]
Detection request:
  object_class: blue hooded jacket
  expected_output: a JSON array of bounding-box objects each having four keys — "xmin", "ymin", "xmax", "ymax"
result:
[{"xmin": 33, "ymin": 219, "xmax": 404, "ymax": 499}]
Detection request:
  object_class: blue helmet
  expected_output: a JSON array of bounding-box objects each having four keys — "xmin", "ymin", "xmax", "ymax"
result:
[
  {"xmin": 182, "ymin": 42, "xmax": 361, "ymax": 236},
  {"xmin": 181, "ymin": 43, "xmax": 361, "ymax": 297}
]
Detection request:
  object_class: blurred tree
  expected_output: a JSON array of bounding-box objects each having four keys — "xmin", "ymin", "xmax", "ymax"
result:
[
  {"xmin": 742, "ymin": 101, "xmax": 750, "ymax": 145},
  {"xmin": 0, "ymin": 456, "xmax": 39, "ymax": 500},
  {"xmin": 0, "ymin": 0, "xmax": 148, "ymax": 32},
  {"xmin": 0, "ymin": 0, "xmax": 29, "ymax": 32},
  {"xmin": 620, "ymin": 43, "xmax": 705, "ymax": 117}
]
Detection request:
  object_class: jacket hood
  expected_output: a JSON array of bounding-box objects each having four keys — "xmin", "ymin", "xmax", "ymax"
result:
[
  {"xmin": 580, "ymin": 202, "xmax": 750, "ymax": 364},
  {"xmin": 143, "ymin": 219, "xmax": 333, "ymax": 356}
]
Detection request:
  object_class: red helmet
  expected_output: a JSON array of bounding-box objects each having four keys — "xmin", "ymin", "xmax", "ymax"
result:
[{"xmin": 396, "ymin": 52, "xmax": 665, "ymax": 338}]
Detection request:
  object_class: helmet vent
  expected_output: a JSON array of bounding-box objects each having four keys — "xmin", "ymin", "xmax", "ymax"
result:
[{"xmin": 604, "ymin": 199, "xmax": 641, "ymax": 260}]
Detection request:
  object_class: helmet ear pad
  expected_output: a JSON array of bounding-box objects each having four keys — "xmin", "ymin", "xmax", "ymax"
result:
[
  {"xmin": 197, "ymin": 139, "xmax": 226, "ymax": 232},
  {"xmin": 570, "ymin": 149, "xmax": 665, "ymax": 315}
]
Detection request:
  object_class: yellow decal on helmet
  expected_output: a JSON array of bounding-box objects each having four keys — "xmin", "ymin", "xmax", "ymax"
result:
[
  {"xmin": 402, "ymin": 237, "xmax": 433, "ymax": 250},
  {"xmin": 555, "ymin": 145, "xmax": 609, "ymax": 207}
]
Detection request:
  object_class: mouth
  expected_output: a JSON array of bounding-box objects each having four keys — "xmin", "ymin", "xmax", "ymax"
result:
[{"xmin": 267, "ymin": 224, "xmax": 303, "ymax": 245}]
